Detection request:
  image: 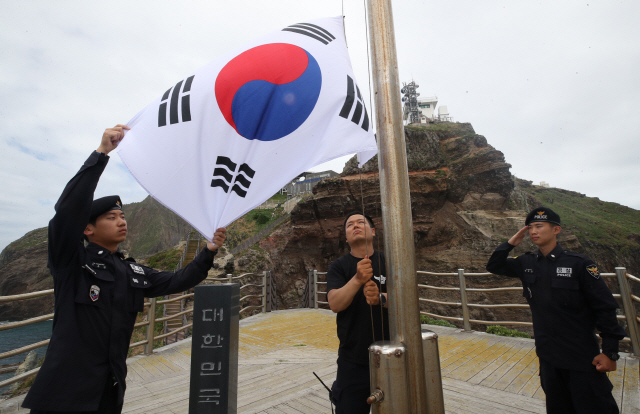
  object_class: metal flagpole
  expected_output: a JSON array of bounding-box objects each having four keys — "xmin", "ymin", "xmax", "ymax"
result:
[{"xmin": 365, "ymin": 0, "xmax": 428, "ymax": 412}]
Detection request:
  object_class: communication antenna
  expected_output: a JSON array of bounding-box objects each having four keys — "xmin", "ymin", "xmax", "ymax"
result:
[{"xmin": 401, "ymin": 81, "xmax": 421, "ymax": 124}]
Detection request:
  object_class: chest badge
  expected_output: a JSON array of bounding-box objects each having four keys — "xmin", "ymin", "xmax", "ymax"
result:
[
  {"xmin": 90, "ymin": 285, "xmax": 100, "ymax": 301},
  {"xmin": 92, "ymin": 262, "xmax": 107, "ymax": 270},
  {"xmin": 556, "ymin": 267, "xmax": 573, "ymax": 278},
  {"xmin": 586, "ymin": 265, "xmax": 600, "ymax": 279},
  {"xmin": 130, "ymin": 264, "xmax": 145, "ymax": 275}
]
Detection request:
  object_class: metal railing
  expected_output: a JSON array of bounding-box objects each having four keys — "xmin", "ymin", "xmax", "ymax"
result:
[
  {"xmin": 0, "ymin": 271, "xmax": 278, "ymax": 390},
  {"xmin": 300, "ymin": 270, "xmax": 328, "ymax": 309},
  {"xmin": 418, "ymin": 267, "xmax": 640, "ymax": 356},
  {"xmin": 163, "ymin": 231, "xmax": 203, "ymax": 343},
  {"xmin": 302, "ymin": 267, "xmax": 640, "ymax": 356}
]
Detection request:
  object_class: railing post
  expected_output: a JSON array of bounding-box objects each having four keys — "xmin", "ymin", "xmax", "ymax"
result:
[
  {"xmin": 228, "ymin": 273, "xmax": 232, "ymax": 283},
  {"xmin": 262, "ymin": 271, "xmax": 267, "ymax": 313},
  {"xmin": 271, "ymin": 271, "xmax": 277, "ymax": 311},
  {"xmin": 265, "ymin": 271, "xmax": 272, "ymax": 312},
  {"xmin": 307, "ymin": 270, "xmax": 313, "ymax": 308},
  {"xmin": 615, "ymin": 267, "xmax": 640, "ymax": 356},
  {"xmin": 313, "ymin": 270, "xmax": 319, "ymax": 309},
  {"xmin": 145, "ymin": 297, "xmax": 157, "ymax": 355},
  {"xmin": 458, "ymin": 269, "xmax": 471, "ymax": 331}
]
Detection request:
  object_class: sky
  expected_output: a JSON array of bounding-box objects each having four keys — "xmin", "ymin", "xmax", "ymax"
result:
[{"xmin": 1, "ymin": 1, "xmax": 639, "ymax": 252}]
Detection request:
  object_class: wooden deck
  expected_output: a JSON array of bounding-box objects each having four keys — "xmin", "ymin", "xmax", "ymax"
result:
[{"xmin": 1, "ymin": 309, "xmax": 638, "ymax": 413}]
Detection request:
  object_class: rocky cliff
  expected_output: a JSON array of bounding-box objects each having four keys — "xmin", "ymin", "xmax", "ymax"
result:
[
  {"xmin": 0, "ymin": 196, "xmax": 191, "ymax": 321},
  {"xmin": 257, "ymin": 123, "xmax": 640, "ymax": 320}
]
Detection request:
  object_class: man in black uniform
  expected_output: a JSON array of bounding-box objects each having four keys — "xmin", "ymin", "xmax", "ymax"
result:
[
  {"xmin": 22, "ymin": 125, "xmax": 227, "ymax": 413},
  {"xmin": 486, "ymin": 206, "xmax": 626, "ymax": 414},
  {"xmin": 326, "ymin": 212, "xmax": 389, "ymax": 414}
]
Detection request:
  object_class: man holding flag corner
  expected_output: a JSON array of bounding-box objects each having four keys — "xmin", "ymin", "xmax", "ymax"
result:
[{"xmin": 22, "ymin": 125, "xmax": 226, "ymax": 414}]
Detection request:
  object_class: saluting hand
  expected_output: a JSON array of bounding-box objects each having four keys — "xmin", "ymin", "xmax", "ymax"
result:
[
  {"xmin": 355, "ymin": 256, "xmax": 373, "ymax": 285},
  {"xmin": 508, "ymin": 225, "xmax": 529, "ymax": 246},
  {"xmin": 207, "ymin": 228, "xmax": 227, "ymax": 251},
  {"xmin": 97, "ymin": 124, "xmax": 130, "ymax": 155}
]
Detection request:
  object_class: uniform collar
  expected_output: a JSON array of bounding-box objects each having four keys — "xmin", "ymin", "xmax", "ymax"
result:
[
  {"xmin": 537, "ymin": 243, "xmax": 564, "ymax": 261},
  {"xmin": 86, "ymin": 242, "xmax": 124, "ymax": 259}
]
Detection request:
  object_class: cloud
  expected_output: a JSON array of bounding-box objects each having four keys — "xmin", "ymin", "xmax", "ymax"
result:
[{"xmin": 1, "ymin": 0, "xmax": 638, "ymax": 254}]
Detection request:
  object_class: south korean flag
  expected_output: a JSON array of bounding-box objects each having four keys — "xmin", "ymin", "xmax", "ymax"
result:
[{"xmin": 117, "ymin": 16, "xmax": 376, "ymax": 241}]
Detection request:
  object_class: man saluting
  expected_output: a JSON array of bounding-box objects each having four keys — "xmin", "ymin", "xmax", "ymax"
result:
[
  {"xmin": 486, "ymin": 207, "xmax": 625, "ymax": 414},
  {"xmin": 23, "ymin": 125, "xmax": 226, "ymax": 414}
]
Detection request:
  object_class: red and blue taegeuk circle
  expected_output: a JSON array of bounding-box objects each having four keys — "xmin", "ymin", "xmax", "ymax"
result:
[{"xmin": 215, "ymin": 43, "xmax": 322, "ymax": 141}]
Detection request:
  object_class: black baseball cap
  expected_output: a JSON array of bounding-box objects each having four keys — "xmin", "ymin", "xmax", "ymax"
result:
[
  {"xmin": 90, "ymin": 195, "xmax": 123, "ymax": 222},
  {"xmin": 525, "ymin": 207, "xmax": 561, "ymax": 226}
]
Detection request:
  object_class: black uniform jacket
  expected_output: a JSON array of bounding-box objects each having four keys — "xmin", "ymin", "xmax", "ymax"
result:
[
  {"xmin": 23, "ymin": 152, "xmax": 217, "ymax": 411},
  {"xmin": 326, "ymin": 251, "xmax": 390, "ymax": 366},
  {"xmin": 486, "ymin": 241, "xmax": 626, "ymax": 371}
]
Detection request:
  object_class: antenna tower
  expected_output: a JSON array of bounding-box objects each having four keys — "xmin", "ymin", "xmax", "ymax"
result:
[{"xmin": 401, "ymin": 81, "xmax": 420, "ymax": 124}]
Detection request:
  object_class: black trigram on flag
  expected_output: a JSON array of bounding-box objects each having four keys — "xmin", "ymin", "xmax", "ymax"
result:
[
  {"xmin": 158, "ymin": 75, "xmax": 194, "ymax": 127},
  {"xmin": 282, "ymin": 23, "xmax": 335, "ymax": 45},
  {"xmin": 211, "ymin": 156, "xmax": 255, "ymax": 198},
  {"xmin": 339, "ymin": 75, "xmax": 370, "ymax": 132}
]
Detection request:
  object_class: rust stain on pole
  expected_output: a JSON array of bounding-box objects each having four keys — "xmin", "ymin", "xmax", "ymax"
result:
[{"xmin": 366, "ymin": 0, "xmax": 428, "ymax": 412}]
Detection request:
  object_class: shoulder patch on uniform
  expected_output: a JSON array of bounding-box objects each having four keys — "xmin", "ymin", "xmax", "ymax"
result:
[
  {"xmin": 130, "ymin": 263, "xmax": 145, "ymax": 275},
  {"xmin": 586, "ymin": 265, "xmax": 600, "ymax": 279}
]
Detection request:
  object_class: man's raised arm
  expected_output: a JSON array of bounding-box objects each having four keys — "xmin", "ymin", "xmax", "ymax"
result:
[
  {"xmin": 48, "ymin": 125, "xmax": 129, "ymax": 269},
  {"xmin": 486, "ymin": 226, "xmax": 528, "ymax": 277}
]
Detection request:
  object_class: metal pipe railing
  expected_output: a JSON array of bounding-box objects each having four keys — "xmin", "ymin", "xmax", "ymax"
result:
[
  {"xmin": 417, "ymin": 267, "xmax": 640, "ymax": 356},
  {"xmin": 314, "ymin": 267, "xmax": 639, "ymax": 355},
  {"xmin": 615, "ymin": 267, "xmax": 640, "ymax": 355}
]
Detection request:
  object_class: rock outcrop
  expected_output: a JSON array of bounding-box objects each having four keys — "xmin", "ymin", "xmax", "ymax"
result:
[
  {"xmin": 8, "ymin": 350, "xmax": 39, "ymax": 394},
  {"xmin": 258, "ymin": 123, "xmax": 640, "ymax": 316}
]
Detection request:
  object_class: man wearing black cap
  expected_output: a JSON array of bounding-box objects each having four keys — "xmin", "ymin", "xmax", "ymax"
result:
[
  {"xmin": 326, "ymin": 212, "xmax": 389, "ymax": 413},
  {"xmin": 486, "ymin": 207, "xmax": 626, "ymax": 414},
  {"xmin": 23, "ymin": 125, "xmax": 226, "ymax": 414}
]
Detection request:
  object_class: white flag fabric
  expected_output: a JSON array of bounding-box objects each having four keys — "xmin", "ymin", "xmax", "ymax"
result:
[{"xmin": 117, "ymin": 16, "xmax": 376, "ymax": 240}]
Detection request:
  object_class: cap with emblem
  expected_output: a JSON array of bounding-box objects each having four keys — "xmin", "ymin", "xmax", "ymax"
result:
[
  {"xmin": 525, "ymin": 206, "xmax": 561, "ymax": 226},
  {"xmin": 89, "ymin": 195, "xmax": 123, "ymax": 222}
]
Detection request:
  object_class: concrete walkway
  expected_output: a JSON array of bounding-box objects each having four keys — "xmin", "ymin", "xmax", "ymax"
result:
[{"xmin": 1, "ymin": 309, "xmax": 638, "ymax": 413}]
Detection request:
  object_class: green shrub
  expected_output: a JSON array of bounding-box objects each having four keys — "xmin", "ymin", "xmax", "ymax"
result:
[
  {"xmin": 420, "ymin": 314, "xmax": 456, "ymax": 328},
  {"xmin": 145, "ymin": 249, "xmax": 182, "ymax": 270},
  {"xmin": 486, "ymin": 325, "xmax": 530, "ymax": 338}
]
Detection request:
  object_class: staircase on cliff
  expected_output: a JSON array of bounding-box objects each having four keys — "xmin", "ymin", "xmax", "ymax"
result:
[{"xmin": 163, "ymin": 232, "xmax": 202, "ymax": 345}]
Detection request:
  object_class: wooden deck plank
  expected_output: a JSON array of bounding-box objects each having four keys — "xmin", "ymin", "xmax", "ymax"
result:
[
  {"xmin": 4, "ymin": 310, "xmax": 640, "ymax": 414},
  {"xmin": 533, "ymin": 385, "xmax": 546, "ymax": 401},
  {"xmin": 443, "ymin": 377, "xmax": 546, "ymax": 413},
  {"xmin": 621, "ymin": 357, "xmax": 640, "ymax": 414},
  {"xmin": 610, "ymin": 357, "xmax": 626, "ymax": 408},
  {"xmin": 492, "ymin": 347, "xmax": 538, "ymax": 391},
  {"xmin": 442, "ymin": 338, "xmax": 496, "ymax": 375},
  {"xmin": 510, "ymin": 358, "xmax": 541, "ymax": 397},
  {"xmin": 447, "ymin": 338, "xmax": 520, "ymax": 381},
  {"xmin": 479, "ymin": 344, "xmax": 536, "ymax": 388},
  {"xmin": 465, "ymin": 339, "xmax": 524, "ymax": 384}
]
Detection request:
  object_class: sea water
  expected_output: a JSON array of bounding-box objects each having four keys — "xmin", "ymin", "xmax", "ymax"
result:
[{"xmin": 0, "ymin": 319, "xmax": 53, "ymax": 395}]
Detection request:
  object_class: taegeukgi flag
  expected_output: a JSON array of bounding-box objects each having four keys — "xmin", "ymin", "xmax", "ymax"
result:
[{"xmin": 116, "ymin": 16, "xmax": 377, "ymax": 241}]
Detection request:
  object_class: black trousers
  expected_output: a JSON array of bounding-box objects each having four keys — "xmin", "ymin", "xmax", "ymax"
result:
[
  {"xmin": 30, "ymin": 375, "xmax": 122, "ymax": 414},
  {"xmin": 331, "ymin": 357, "xmax": 371, "ymax": 414},
  {"xmin": 539, "ymin": 359, "xmax": 619, "ymax": 414}
]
